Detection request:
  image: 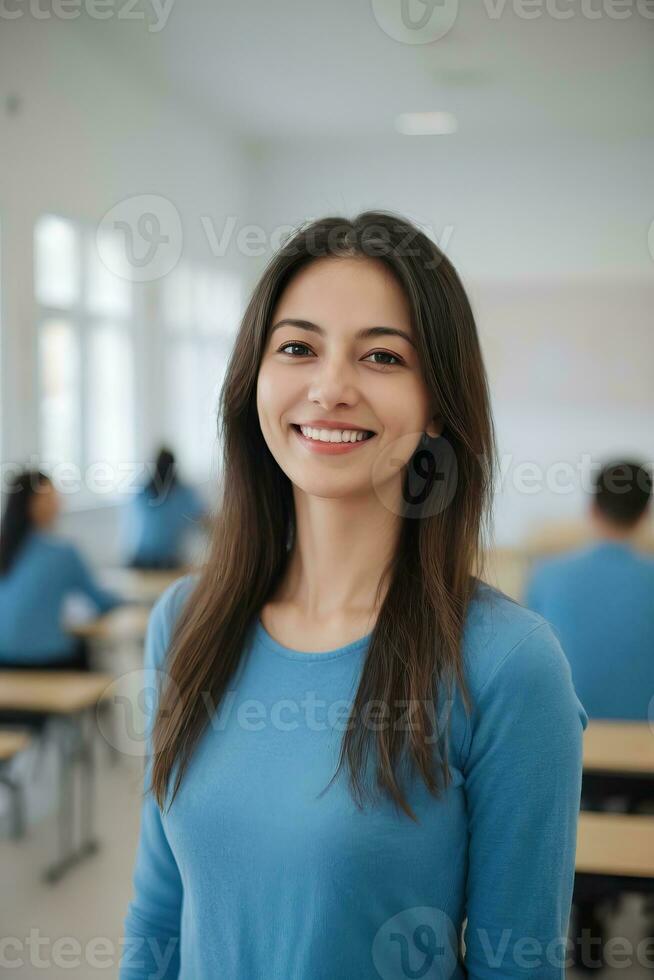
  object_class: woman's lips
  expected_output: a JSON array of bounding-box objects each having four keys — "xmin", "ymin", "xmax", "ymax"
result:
[{"xmin": 290, "ymin": 423, "xmax": 376, "ymax": 455}]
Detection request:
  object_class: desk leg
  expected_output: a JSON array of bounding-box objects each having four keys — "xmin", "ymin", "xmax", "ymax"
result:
[
  {"xmin": 79, "ymin": 708, "xmax": 100, "ymax": 859},
  {"xmin": 0, "ymin": 766, "xmax": 25, "ymax": 839},
  {"xmin": 43, "ymin": 719, "xmax": 75, "ymax": 883},
  {"xmin": 97, "ymin": 698, "xmax": 120, "ymax": 767},
  {"xmin": 43, "ymin": 711, "xmax": 99, "ymax": 884}
]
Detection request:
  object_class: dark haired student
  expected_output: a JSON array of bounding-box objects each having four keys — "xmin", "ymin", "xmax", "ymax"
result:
[
  {"xmin": 120, "ymin": 213, "xmax": 587, "ymax": 979},
  {"xmin": 123, "ymin": 447, "xmax": 207, "ymax": 570},
  {"xmin": 0, "ymin": 471, "xmax": 124, "ymax": 728},
  {"xmin": 525, "ymin": 467, "xmax": 654, "ymax": 956},
  {"xmin": 525, "ymin": 460, "xmax": 654, "ymax": 723}
]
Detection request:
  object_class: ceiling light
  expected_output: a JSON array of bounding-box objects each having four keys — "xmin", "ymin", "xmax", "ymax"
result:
[{"xmin": 394, "ymin": 111, "xmax": 458, "ymax": 136}]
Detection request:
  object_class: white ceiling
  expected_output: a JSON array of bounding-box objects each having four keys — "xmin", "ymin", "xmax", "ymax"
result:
[{"xmin": 73, "ymin": 0, "xmax": 654, "ymax": 145}]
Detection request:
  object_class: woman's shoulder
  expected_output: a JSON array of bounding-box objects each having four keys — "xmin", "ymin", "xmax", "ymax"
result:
[
  {"xmin": 146, "ymin": 572, "xmax": 199, "ymax": 669},
  {"xmin": 131, "ymin": 484, "xmax": 153, "ymax": 506},
  {"xmin": 29, "ymin": 530, "xmax": 76, "ymax": 560},
  {"xmin": 461, "ymin": 579, "xmax": 577, "ymax": 708},
  {"xmin": 154, "ymin": 572, "xmax": 198, "ymax": 626}
]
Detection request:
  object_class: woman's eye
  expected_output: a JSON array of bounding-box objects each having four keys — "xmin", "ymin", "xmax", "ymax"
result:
[
  {"xmin": 278, "ymin": 342, "xmax": 313, "ymax": 357},
  {"xmin": 276, "ymin": 344, "xmax": 403, "ymax": 367},
  {"xmin": 363, "ymin": 351, "xmax": 403, "ymax": 367}
]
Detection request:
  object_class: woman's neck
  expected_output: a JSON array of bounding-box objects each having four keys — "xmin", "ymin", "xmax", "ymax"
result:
[{"xmin": 276, "ymin": 490, "xmax": 402, "ymax": 626}]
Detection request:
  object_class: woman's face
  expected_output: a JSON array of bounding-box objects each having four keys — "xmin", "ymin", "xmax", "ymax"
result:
[
  {"xmin": 29, "ymin": 479, "xmax": 60, "ymax": 527},
  {"xmin": 256, "ymin": 256, "xmax": 441, "ymax": 504}
]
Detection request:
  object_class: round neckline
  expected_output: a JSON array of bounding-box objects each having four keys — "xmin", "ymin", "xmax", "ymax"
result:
[
  {"xmin": 588, "ymin": 539, "xmax": 634, "ymax": 555},
  {"xmin": 254, "ymin": 617, "xmax": 372, "ymax": 662}
]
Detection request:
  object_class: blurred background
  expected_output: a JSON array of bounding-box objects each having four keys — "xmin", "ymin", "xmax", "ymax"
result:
[{"xmin": 0, "ymin": 2, "xmax": 652, "ymax": 977}]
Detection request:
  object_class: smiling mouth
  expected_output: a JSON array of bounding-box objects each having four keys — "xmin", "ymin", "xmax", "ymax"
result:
[{"xmin": 290, "ymin": 423, "xmax": 376, "ymax": 444}]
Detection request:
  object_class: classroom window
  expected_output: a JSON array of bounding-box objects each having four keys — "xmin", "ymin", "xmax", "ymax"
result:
[
  {"xmin": 162, "ymin": 261, "xmax": 241, "ymax": 480},
  {"xmin": 35, "ymin": 215, "xmax": 80, "ymax": 309},
  {"xmin": 34, "ymin": 214, "xmax": 136, "ymax": 497},
  {"xmin": 38, "ymin": 318, "xmax": 81, "ymax": 467},
  {"xmin": 86, "ymin": 322, "xmax": 135, "ymax": 470}
]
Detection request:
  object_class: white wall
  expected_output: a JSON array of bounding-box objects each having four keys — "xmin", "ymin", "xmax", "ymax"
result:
[
  {"xmin": 472, "ymin": 278, "xmax": 654, "ymax": 541},
  {"xmin": 0, "ymin": 17, "xmax": 254, "ymax": 560},
  {"xmin": 1, "ymin": 21, "xmax": 652, "ymax": 551},
  {"xmin": 247, "ymin": 136, "xmax": 653, "ymax": 280},
  {"xmin": 247, "ymin": 137, "xmax": 654, "ymax": 544},
  {"xmin": 0, "ymin": 16, "xmax": 254, "ymax": 455}
]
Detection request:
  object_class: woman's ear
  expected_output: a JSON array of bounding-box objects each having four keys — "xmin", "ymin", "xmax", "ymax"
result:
[{"xmin": 425, "ymin": 415, "xmax": 444, "ymax": 439}]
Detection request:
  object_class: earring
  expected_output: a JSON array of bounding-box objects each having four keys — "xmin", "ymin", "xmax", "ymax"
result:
[{"xmin": 425, "ymin": 417, "xmax": 443, "ymax": 440}]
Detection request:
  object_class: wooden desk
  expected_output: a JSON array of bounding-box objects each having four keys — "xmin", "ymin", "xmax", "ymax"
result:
[
  {"xmin": 582, "ymin": 720, "xmax": 654, "ymax": 813},
  {"xmin": 68, "ymin": 605, "xmax": 152, "ymax": 643},
  {"xmin": 522, "ymin": 521, "xmax": 654, "ymax": 560},
  {"xmin": 572, "ymin": 811, "xmax": 654, "ymax": 969},
  {"xmin": 0, "ymin": 729, "xmax": 30, "ymax": 760},
  {"xmin": 0, "ymin": 671, "xmax": 113, "ymax": 881},
  {"xmin": 576, "ymin": 811, "xmax": 654, "ymax": 879},
  {"xmin": 99, "ymin": 566, "xmax": 191, "ymax": 605},
  {"xmin": 584, "ymin": 721, "xmax": 654, "ymax": 776},
  {"xmin": 0, "ymin": 672, "xmax": 113, "ymax": 713},
  {"xmin": 478, "ymin": 548, "xmax": 531, "ymax": 602}
]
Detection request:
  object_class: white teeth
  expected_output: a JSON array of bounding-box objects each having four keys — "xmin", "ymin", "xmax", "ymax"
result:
[{"xmin": 298, "ymin": 425, "xmax": 371, "ymax": 443}]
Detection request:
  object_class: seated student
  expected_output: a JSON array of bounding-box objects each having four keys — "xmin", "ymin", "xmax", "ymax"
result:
[
  {"xmin": 123, "ymin": 447, "xmax": 207, "ymax": 570},
  {"xmin": 524, "ymin": 459, "xmax": 654, "ymax": 723},
  {"xmin": 0, "ymin": 469, "xmax": 124, "ymax": 671},
  {"xmin": 0, "ymin": 470, "xmax": 125, "ymax": 731},
  {"xmin": 524, "ymin": 460, "xmax": 654, "ymax": 961}
]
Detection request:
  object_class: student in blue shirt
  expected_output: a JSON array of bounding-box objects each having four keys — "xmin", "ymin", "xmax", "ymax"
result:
[
  {"xmin": 0, "ymin": 469, "xmax": 124, "ymax": 668},
  {"xmin": 123, "ymin": 447, "xmax": 206, "ymax": 570},
  {"xmin": 524, "ymin": 460, "xmax": 654, "ymax": 956},
  {"xmin": 0, "ymin": 469, "xmax": 124, "ymax": 728},
  {"xmin": 121, "ymin": 212, "xmax": 587, "ymax": 979},
  {"xmin": 524, "ymin": 459, "xmax": 654, "ymax": 723}
]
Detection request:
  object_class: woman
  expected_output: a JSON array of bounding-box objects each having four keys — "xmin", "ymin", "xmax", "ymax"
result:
[
  {"xmin": 121, "ymin": 213, "xmax": 587, "ymax": 979},
  {"xmin": 0, "ymin": 470, "xmax": 123, "ymax": 670},
  {"xmin": 123, "ymin": 447, "xmax": 206, "ymax": 570}
]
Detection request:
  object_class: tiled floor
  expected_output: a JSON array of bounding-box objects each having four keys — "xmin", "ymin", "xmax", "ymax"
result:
[
  {"xmin": 0, "ymin": 735, "xmax": 652, "ymax": 979},
  {"xmin": 0, "ymin": 740, "xmax": 143, "ymax": 979}
]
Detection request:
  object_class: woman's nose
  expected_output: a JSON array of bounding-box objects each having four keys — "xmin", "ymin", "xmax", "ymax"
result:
[{"xmin": 306, "ymin": 356, "xmax": 358, "ymax": 407}]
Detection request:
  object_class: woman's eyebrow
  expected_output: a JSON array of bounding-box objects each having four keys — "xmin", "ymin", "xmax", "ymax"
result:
[{"xmin": 270, "ymin": 318, "xmax": 416, "ymax": 350}]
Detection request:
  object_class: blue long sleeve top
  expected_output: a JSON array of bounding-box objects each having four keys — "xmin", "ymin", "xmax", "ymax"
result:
[
  {"xmin": 524, "ymin": 539, "xmax": 654, "ymax": 721},
  {"xmin": 0, "ymin": 530, "xmax": 122, "ymax": 663},
  {"xmin": 120, "ymin": 575, "xmax": 587, "ymax": 980},
  {"xmin": 124, "ymin": 483, "xmax": 206, "ymax": 568}
]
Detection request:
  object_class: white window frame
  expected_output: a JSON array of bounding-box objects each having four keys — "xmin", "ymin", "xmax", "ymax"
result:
[
  {"xmin": 34, "ymin": 212, "xmax": 142, "ymax": 511},
  {"xmin": 160, "ymin": 260, "xmax": 241, "ymax": 483}
]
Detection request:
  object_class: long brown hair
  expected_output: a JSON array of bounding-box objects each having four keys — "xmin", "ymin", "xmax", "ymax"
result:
[{"xmin": 150, "ymin": 211, "xmax": 497, "ymax": 822}]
